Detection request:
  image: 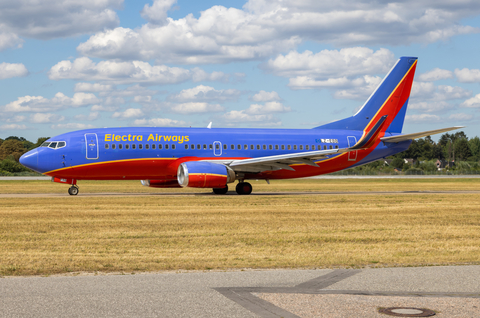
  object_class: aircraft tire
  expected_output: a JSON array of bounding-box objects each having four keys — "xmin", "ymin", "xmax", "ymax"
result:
[
  {"xmin": 213, "ymin": 186, "xmax": 228, "ymax": 194},
  {"xmin": 236, "ymin": 182, "xmax": 252, "ymax": 195},
  {"xmin": 68, "ymin": 186, "xmax": 79, "ymax": 195}
]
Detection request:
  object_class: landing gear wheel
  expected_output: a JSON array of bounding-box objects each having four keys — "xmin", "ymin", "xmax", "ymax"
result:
[
  {"xmin": 68, "ymin": 185, "xmax": 79, "ymax": 195},
  {"xmin": 213, "ymin": 186, "xmax": 228, "ymax": 194},
  {"xmin": 236, "ymin": 182, "xmax": 252, "ymax": 195}
]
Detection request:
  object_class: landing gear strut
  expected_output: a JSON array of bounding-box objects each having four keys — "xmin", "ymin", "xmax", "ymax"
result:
[
  {"xmin": 212, "ymin": 185, "xmax": 228, "ymax": 194},
  {"xmin": 68, "ymin": 185, "xmax": 79, "ymax": 195},
  {"xmin": 236, "ymin": 182, "xmax": 252, "ymax": 195}
]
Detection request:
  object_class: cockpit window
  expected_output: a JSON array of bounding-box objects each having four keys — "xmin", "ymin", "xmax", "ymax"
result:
[{"xmin": 43, "ymin": 141, "xmax": 66, "ymax": 149}]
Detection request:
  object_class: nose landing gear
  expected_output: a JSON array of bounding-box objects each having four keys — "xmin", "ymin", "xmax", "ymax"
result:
[{"xmin": 68, "ymin": 185, "xmax": 79, "ymax": 195}]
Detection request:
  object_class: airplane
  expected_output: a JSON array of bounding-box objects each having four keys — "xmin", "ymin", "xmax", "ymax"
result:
[{"xmin": 19, "ymin": 56, "xmax": 462, "ymax": 195}]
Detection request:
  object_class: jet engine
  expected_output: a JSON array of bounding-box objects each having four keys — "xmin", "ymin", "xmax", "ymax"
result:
[{"xmin": 177, "ymin": 161, "xmax": 235, "ymax": 188}]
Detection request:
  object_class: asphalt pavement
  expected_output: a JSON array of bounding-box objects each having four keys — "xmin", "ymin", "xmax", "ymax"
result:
[{"xmin": 1, "ymin": 266, "xmax": 479, "ymax": 317}]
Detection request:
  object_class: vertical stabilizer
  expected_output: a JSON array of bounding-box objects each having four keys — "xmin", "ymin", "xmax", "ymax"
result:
[{"xmin": 315, "ymin": 56, "xmax": 417, "ymax": 134}]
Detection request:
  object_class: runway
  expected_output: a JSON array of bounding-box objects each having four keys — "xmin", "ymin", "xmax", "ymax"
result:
[
  {"xmin": 2, "ymin": 190, "xmax": 480, "ymax": 198},
  {"xmin": 1, "ymin": 266, "xmax": 479, "ymax": 317}
]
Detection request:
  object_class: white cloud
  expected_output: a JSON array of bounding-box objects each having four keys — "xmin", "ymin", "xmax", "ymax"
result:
[
  {"xmin": 245, "ymin": 101, "xmax": 290, "ymax": 114},
  {"xmin": 168, "ymin": 85, "xmax": 241, "ymax": 102},
  {"xmin": 448, "ymin": 113, "xmax": 473, "ymax": 121},
  {"xmin": 250, "ymin": 90, "xmax": 281, "ymax": 102},
  {"xmin": 409, "ymin": 101, "xmax": 453, "ymax": 113},
  {"xmin": 411, "ymin": 82, "xmax": 471, "ymax": 101},
  {"xmin": 0, "ymin": 62, "xmax": 28, "ymax": 79},
  {"xmin": 3, "ymin": 115, "xmax": 26, "ymax": 123},
  {"xmin": 405, "ymin": 114, "xmax": 441, "ymax": 123},
  {"xmin": 264, "ymin": 48, "xmax": 395, "ymax": 79},
  {"xmin": 455, "ymin": 68, "xmax": 480, "ymax": 83},
  {"xmin": 77, "ymin": 1, "xmax": 480, "ymax": 63},
  {"xmin": 0, "ymin": 30, "xmax": 23, "ymax": 51},
  {"xmin": 91, "ymin": 105, "xmax": 120, "ymax": 112},
  {"xmin": 170, "ymin": 102, "xmax": 224, "ymax": 114},
  {"xmin": 3, "ymin": 92, "xmax": 100, "ymax": 113},
  {"xmin": 30, "ymin": 113, "xmax": 65, "ymax": 124},
  {"xmin": 0, "ymin": 0, "xmax": 121, "ymax": 46},
  {"xmin": 48, "ymin": 57, "xmax": 232, "ymax": 85},
  {"xmin": 74, "ymin": 112, "xmax": 100, "ymax": 121},
  {"xmin": 0, "ymin": 124, "xmax": 27, "ymax": 130},
  {"xmin": 417, "ymin": 68, "xmax": 453, "ymax": 81},
  {"xmin": 141, "ymin": 0, "xmax": 177, "ymax": 25},
  {"xmin": 51, "ymin": 123, "xmax": 95, "ymax": 130},
  {"xmin": 461, "ymin": 94, "xmax": 480, "ymax": 108},
  {"xmin": 74, "ymin": 83, "xmax": 113, "ymax": 92},
  {"xmin": 112, "ymin": 108, "xmax": 144, "ymax": 119},
  {"xmin": 133, "ymin": 118, "xmax": 186, "ymax": 126}
]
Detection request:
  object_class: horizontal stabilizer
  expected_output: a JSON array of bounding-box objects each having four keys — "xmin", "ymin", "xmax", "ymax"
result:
[{"xmin": 380, "ymin": 126, "xmax": 465, "ymax": 143}]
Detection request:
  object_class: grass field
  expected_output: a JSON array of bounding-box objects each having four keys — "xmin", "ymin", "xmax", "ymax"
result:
[{"xmin": 1, "ymin": 178, "xmax": 480, "ymax": 276}]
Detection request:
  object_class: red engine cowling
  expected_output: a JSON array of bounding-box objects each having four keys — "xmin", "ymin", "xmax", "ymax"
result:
[
  {"xmin": 140, "ymin": 179, "xmax": 181, "ymax": 188},
  {"xmin": 177, "ymin": 161, "xmax": 235, "ymax": 188}
]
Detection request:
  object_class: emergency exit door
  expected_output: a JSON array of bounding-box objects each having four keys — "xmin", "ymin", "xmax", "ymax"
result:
[{"xmin": 85, "ymin": 133, "xmax": 99, "ymax": 160}]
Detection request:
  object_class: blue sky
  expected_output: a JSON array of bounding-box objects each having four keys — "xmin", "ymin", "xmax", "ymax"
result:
[{"xmin": 1, "ymin": 0, "xmax": 480, "ymax": 142}]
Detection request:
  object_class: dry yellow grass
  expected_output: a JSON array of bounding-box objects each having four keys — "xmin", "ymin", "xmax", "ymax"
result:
[{"xmin": 1, "ymin": 178, "xmax": 479, "ymax": 276}]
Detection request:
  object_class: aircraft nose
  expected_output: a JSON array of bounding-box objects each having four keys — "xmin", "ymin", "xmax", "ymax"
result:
[{"xmin": 19, "ymin": 149, "xmax": 39, "ymax": 171}]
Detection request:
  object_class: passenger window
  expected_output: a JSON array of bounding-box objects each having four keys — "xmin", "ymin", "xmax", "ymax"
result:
[
  {"xmin": 300, "ymin": 145, "xmax": 303, "ymax": 150},
  {"xmin": 152, "ymin": 144, "xmax": 156, "ymax": 149},
  {"xmin": 244, "ymin": 144, "xmax": 248, "ymax": 150},
  {"xmin": 317, "ymin": 145, "xmax": 321, "ymax": 150},
  {"xmin": 263, "ymin": 145, "xmax": 267, "ymax": 150},
  {"xmin": 209, "ymin": 144, "xmax": 213, "ymax": 150},
  {"xmin": 191, "ymin": 144, "xmax": 195, "ymax": 149},
  {"xmin": 323, "ymin": 145, "xmax": 327, "ymax": 150},
  {"xmin": 306, "ymin": 145, "xmax": 309, "ymax": 150},
  {"xmin": 250, "ymin": 145, "xmax": 254, "ymax": 150},
  {"xmin": 112, "ymin": 144, "xmax": 116, "ymax": 149},
  {"xmin": 126, "ymin": 144, "xmax": 130, "ymax": 149},
  {"xmin": 105, "ymin": 144, "xmax": 109, "ymax": 149},
  {"xmin": 231, "ymin": 144, "xmax": 235, "ymax": 150},
  {"xmin": 335, "ymin": 145, "xmax": 339, "ymax": 149},
  {"xmin": 281, "ymin": 145, "xmax": 285, "ymax": 150},
  {"xmin": 269, "ymin": 145, "xmax": 273, "ymax": 150},
  {"xmin": 223, "ymin": 144, "xmax": 227, "ymax": 150},
  {"xmin": 139, "ymin": 144, "xmax": 143, "ymax": 149},
  {"xmin": 329, "ymin": 145, "xmax": 333, "ymax": 149},
  {"xmin": 132, "ymin": 144, "xmax": 136, "ymax": 149},
  {"xmin": 237, "ymin": 144, "xmax": 241, "ymax": 150},
  {"xmin": 197, "ymin": 144, "xmax": 201, "ymax": 150},
  {"xmin": 287, "ymin": 145, "xmax": 291, "ymax": 150},
  {"xmin": 203, "ymin": 144, "xmax": 207, "ymax": 150},
  {"xmin": 158, "ymin": 144, "xmax": 162, "ymax": 150},
  {"xmin": 119, "ymin": 144, "xmax": 123, "ymax": 149},
  {"xmin": 185, "ymin": 144, "xmax": 189, "ymax": 149},
  {"xmin": 257, "ymin": 145, "xmax": 260, "ymax": 150},
  {"xmin": 216, "ymin": 144, "xmax": 220, "ymax": 149},
  {"xmin": 275, "ymin": 145, "xmax": 279, "ymax": 150},
  {"xmin": 293, "ymin": 145, "xmax": 297, "ymax": 150},
  {"xmin": 312, "ymin": 145, "xmax": 315, "ymax": 150},
  {"xmin": 145, "ymin": 144, "xmax": 150, "ymax": 149},
  {"xmin": 165, "ymin": 144, "xmax": 169, "ymax": 149},
  {"xmin": 172, "ymin": 144, "xmax": 176, "ymax": 150}
]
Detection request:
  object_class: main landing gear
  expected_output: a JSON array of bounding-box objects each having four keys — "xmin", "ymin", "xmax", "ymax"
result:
[
  {"xmin": 68, "ymin": 185, "xmax": 79, "ymax": 195},
  {"xmin": 212, "ymin": 182, "xmax": 253, "ymax": 195},
  {"xmin": 236, "ymin": 182, "xmax": 252, "ymax": 195}
]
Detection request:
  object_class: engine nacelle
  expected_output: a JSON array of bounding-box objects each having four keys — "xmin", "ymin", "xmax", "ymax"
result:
[
  {"xmin": 177, "ymin": 161, "xmax": 235, "ymax": 188},
  {"xmin": 140, "ymin": 179, "xmax": 181, "ymax": 188}
]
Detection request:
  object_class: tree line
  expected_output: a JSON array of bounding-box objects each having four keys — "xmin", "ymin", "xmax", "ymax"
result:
[{"xmin": 1, "ymin": 132, "xmax": 480, "ymax": 175}]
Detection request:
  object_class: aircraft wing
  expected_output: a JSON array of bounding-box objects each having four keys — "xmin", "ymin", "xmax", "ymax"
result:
[
  {"xmin": 224, "ymin": 115, "xmax": 390, "ymax": 173},
  {"xmin": 226, "ymin": 147, "xmax": 345, "ymax": 173},
  {"xmin": 380, "ymin": 126, "xmax": 465, "ymax": 143}
]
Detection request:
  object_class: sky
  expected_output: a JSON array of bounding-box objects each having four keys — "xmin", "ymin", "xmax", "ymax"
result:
[{"xmin": 1, "ymin": 0, "xmax": 480, "ymax": 142}]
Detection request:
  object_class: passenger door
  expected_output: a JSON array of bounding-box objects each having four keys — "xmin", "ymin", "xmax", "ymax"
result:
[
  {"xmin": 213, "ymin": 141, "xmax": 222, "ymax": 156},
  {"xmin": 85, "ymin": 133, "xmax": 99, "ymax": 160}
]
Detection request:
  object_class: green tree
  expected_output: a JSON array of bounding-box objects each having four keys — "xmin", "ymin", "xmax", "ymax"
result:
[
  {"xmin": 468, "ymin": 137, "xmax": 480, "ymax": 161},
  {"xmin": 0, "ymin": 139, "xmax": 27, "ymax": 161},
  {"xmin": 454, "ymin": 138, "xmax": 471, "ymax": 161}
]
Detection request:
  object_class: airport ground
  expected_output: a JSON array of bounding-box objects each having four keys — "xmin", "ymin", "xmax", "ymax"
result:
[{"xmin": 0, "ymin": 178, "xmax": 479, "ymax": 276}]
